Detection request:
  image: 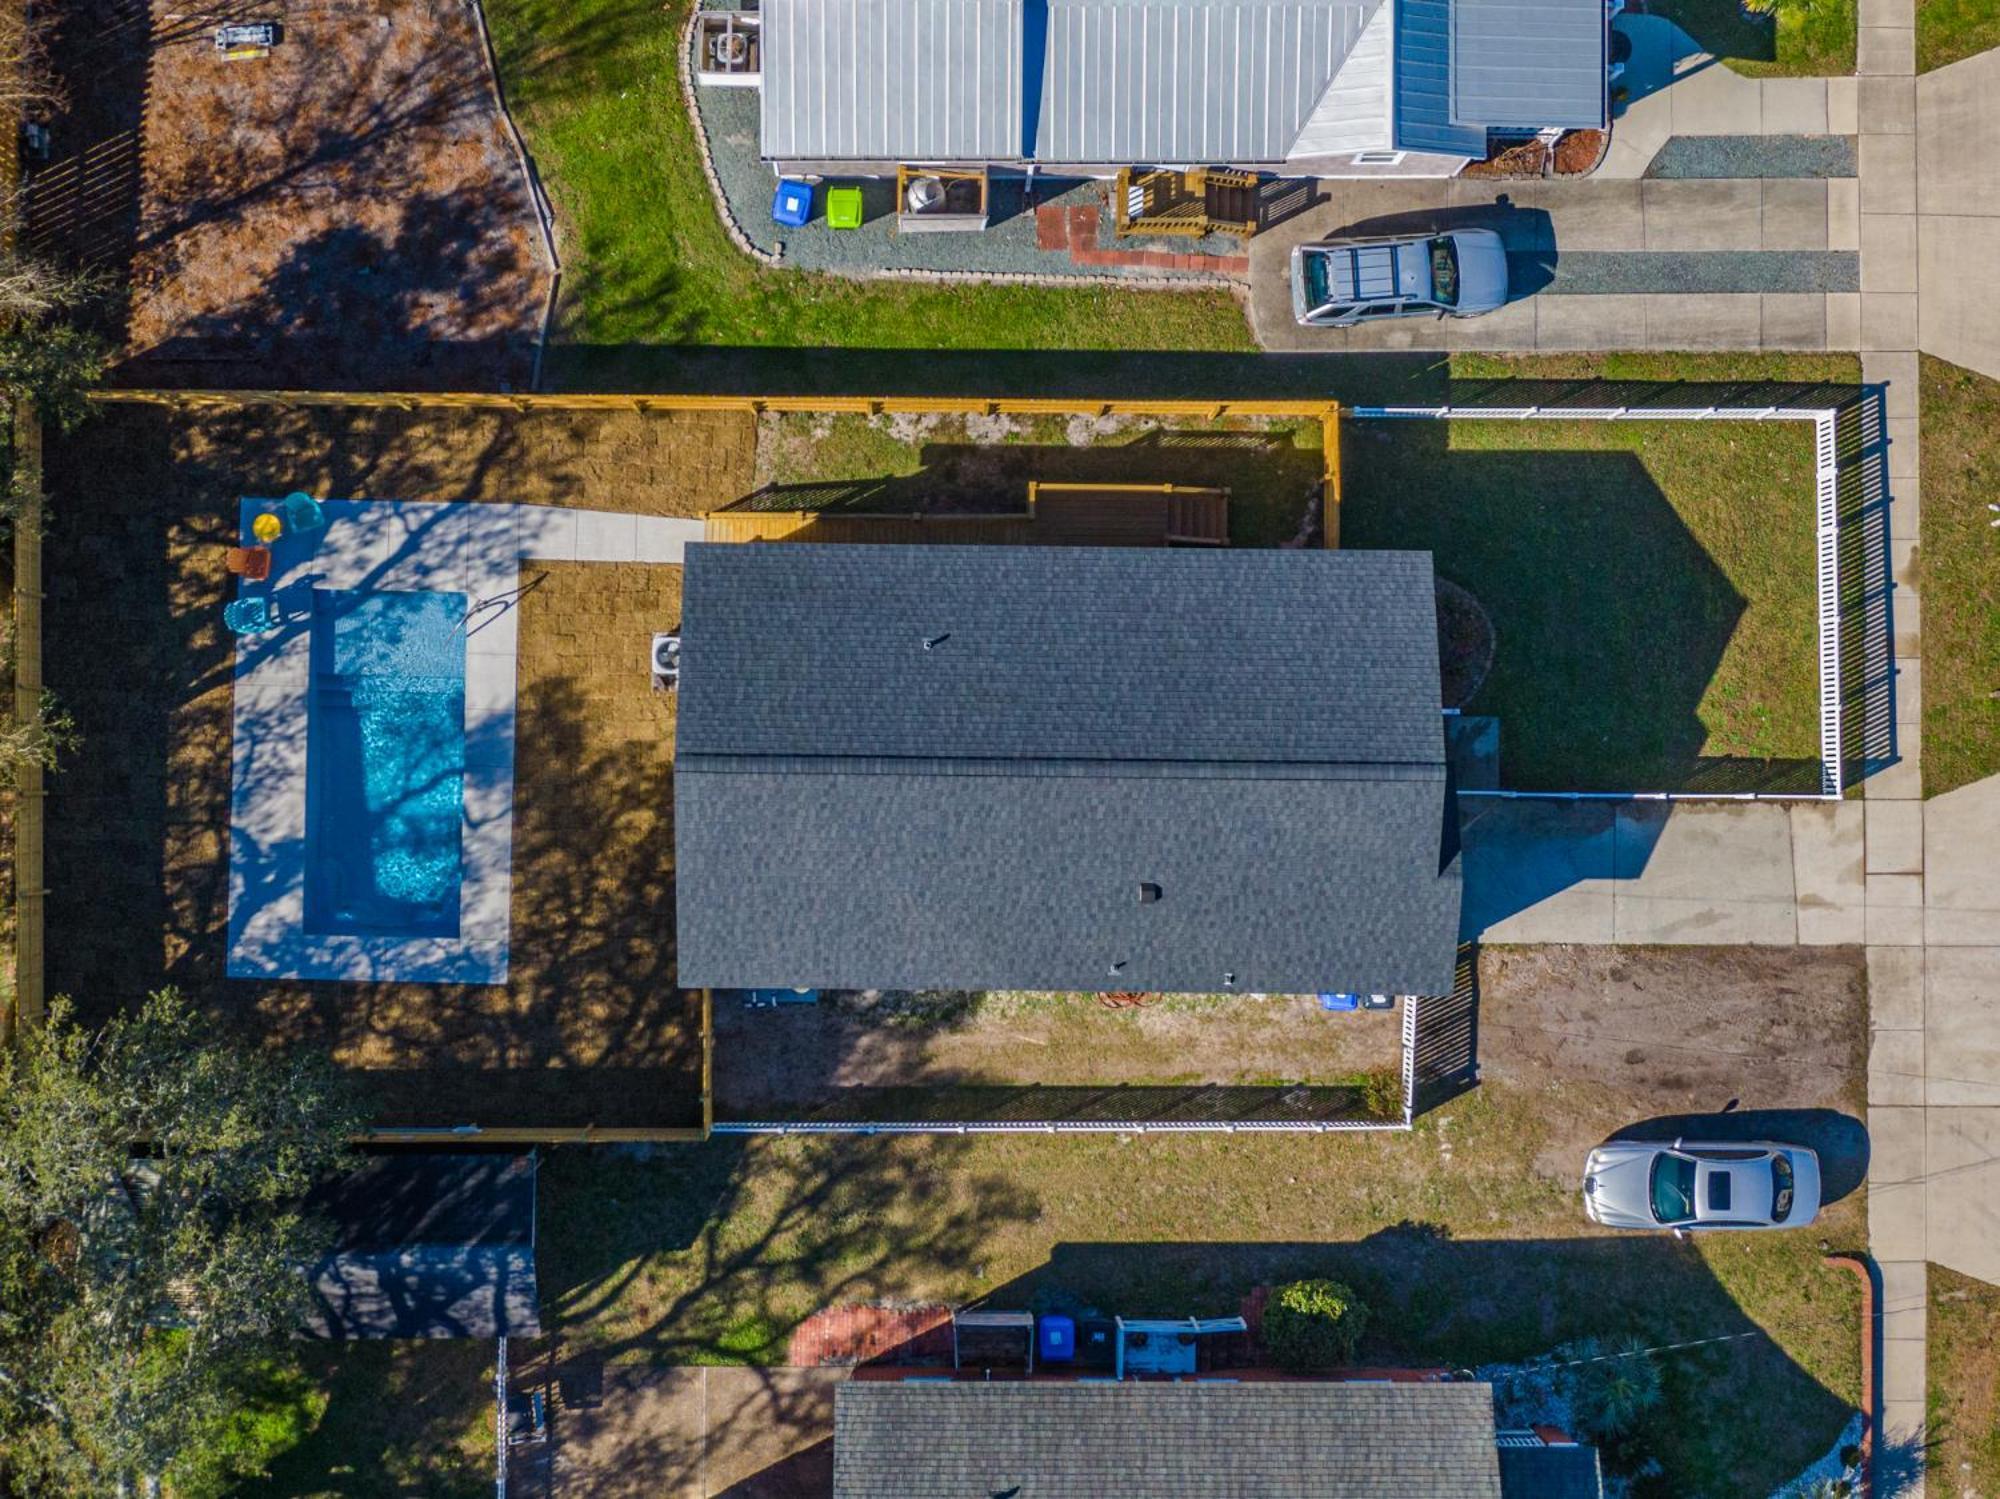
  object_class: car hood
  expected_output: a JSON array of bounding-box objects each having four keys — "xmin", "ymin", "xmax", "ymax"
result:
[
  {"xmin": 1582, "ymin": 1146, "xmax": 1659, "ymax": 1229},
  {"xmin": 1451, "ymin": 232, "xmax": 1510, "ymax": 312}
]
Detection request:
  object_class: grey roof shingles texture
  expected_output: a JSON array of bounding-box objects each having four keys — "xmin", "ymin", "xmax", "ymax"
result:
[
  {"xmin": 674, "ymin": 544, "xmax": 1461, "ymax": 996},
  {"xmin": 831, "ymin": 1381, "xmax": 1507, "ymax": 1498}
]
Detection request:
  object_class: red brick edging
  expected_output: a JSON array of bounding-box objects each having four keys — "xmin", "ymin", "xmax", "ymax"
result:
[{"xmin": 1824, "ymin": 1252, "xmax": 1876, "ymax": 1499}]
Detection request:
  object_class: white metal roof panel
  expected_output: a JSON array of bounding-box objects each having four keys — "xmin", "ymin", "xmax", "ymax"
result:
[{"xmin": 1450, "ymin": 0, "xmax": 1607, "ymax": 130}]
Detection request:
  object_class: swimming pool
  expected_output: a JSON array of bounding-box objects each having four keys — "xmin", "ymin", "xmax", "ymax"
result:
[{"xmin": 305, "ymin": 589, "xmax": 467, "ymax": 938}]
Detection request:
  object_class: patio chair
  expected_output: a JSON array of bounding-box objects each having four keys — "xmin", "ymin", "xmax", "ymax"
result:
[
  {"xmin": 222, "ymin": 596, "xmax": 278, "ymax": 634},
  {"xmin": 224, "ymin": 545, "xmax": 272, "ymax": 581},
  {"xmin": 281, "ymin": 491, "xmax": 327, "ymax": 534}
]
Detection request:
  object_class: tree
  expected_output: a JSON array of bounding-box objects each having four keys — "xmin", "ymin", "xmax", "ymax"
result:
[
  {"xmin": 1558, "ymin": 1334, "xmax": 1664, "ymax": 1440},
  {"xmin": 0, "ymin": 991, "xmax": 367, "ymax": 1495},
  {"xmin": 1262, "ymin": 1278, "xmax": 1370, "ymax": 1372}
]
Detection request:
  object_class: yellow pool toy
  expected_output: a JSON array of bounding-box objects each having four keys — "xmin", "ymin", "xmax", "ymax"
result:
[{"xmin": 251, "ymin": 511, "xmax": 283, "ymax": 543}]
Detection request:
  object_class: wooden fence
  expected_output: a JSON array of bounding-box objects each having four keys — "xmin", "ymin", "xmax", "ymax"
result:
[{"xmin": 7, "ymin": 395, "xmax": 43, "ymax": 1044}]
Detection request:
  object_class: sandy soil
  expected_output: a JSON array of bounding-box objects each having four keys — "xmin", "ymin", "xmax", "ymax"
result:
[{"xmin": 28, "ymin": 0, "xmax": 551, "ymax": 388}]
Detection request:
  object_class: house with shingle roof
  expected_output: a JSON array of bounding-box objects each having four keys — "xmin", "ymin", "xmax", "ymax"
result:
[
  {"xmin": 830, "ymin": 1380, "xmax": 1604, "ymax": 1498},
  {"xmin": 673, "ymin": 543, "xmax": 1461, "ymax": 999}
]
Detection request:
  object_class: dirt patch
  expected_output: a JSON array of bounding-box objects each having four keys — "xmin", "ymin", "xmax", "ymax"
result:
[
  {"xmin": 1476, "ymin": 944, "xmax": 1867, "ymax": 1177},
  {"xmin": 41, "ymin": 401, "xmax": 758, "ymax": 1128},
  {"xmin": 713, "ymin": 991, "xmax": 1405, "ymax": 1120},
  {"xmin": 28, "ymin": 0, "xmax": 552, "ymax": 389}
]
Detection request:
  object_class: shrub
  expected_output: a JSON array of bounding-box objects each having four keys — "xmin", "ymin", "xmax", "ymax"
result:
[
  {"xmin": 1561, "ymin": 1334, "xmax": 1664, "ymax": 1439},
  {"xmin": 1263, "ymin": 1278, "xmax": 1369, "ymax": 1371}
]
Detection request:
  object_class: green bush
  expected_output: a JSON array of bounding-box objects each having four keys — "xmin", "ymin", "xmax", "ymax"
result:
[
  {"xmin": 1560, "ymin": 1335, "xmax": 1664, "ymax": 1439},
  {"xmin": 1263, "ymin": 1279, "xmax": 1369, "ymax": 1371}
]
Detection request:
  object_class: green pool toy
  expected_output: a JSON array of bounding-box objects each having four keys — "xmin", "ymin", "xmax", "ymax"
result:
[{"xmin": 826, "ymin": 186, "xmax": 864, "ymax": 231}]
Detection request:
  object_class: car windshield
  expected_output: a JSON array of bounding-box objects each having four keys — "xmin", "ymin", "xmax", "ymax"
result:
[
  {"xmin": 1303, "ymin": 252, "xmax": 1332, "ymax": 312},
  {"xmin": 1650, "ymin": 1153, "xmax": 1697, "ymax": 1224},
  {"xmin": 1428, "ymin": 238, "xmax": 1460, "ymax": 307},
  {"xmin": 1772, "ymin": 1154, "xmax": 1795, "ymax": 1222}
]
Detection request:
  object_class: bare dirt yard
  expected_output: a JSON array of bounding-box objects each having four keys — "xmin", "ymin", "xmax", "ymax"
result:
[
  {"xmin": 42, "ymin": 399, "xmax": 755, "ymax": 1128},
  {"xmin": 26, "ymin": 0, "xmax": 552, "ymax": 388}
]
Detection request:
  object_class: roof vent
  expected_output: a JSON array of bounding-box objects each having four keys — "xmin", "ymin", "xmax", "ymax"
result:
[
  {"xmin": 1138, "ymin": 882, "xmax": 1163, "ymax": 904},
  {"xmin": 922, "ymin": 632, "xmax": 951, "ymax": 651}
]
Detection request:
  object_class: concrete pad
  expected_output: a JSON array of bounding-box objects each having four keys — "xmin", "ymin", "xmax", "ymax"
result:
[
  {"xmin": 1870, "ymin": 945, "xmax": 1927, "ymax": 1030},
  {"xmin": 1885, "ymin": 417, "xmax": 1919, "ymax": 480},
  {"xmin": 1759, "ymin": 78, "xmax": 1828, "ymax": 135},
  {"xmin": 1791, "ymin": 799, "xmax": 1865, "ymax": 910},
  {"xmin": 1868, "ymin": 874, "xmax": 1926, "ymax": 908},
  {"xmin": 1882, "ymin": 1334, "xmax": 1927, "ymax": 1410},
  {"xmin": 1534, "ymin": 296, "xmax": 1653, "ymax": 351},
  {"xmin": 1826, "ymin": 292, "xmax": 1861, "ymax": 350},
  {"xmin": 1496, "ymin": 181, "xmax": 1645, "ymax": 251},
  {"xmin": 573, "ymin": 508, "xmax": 639, "ymax": 562},
  {"xmin": 1894, "ymin": 591, "xmax": 1922, "ymax": 659},
  {"xmin": 1926, "ymin": 776, "xmax": 2000, "ymax": 911},
  {"xmin": 1642, "ymin": 179, "xmax": 1763, "ymax": 249},
  {"xmin": 1859, "ymin": 134, "xmax": 1917, "ymax": 214},
  {"xmin": 1929, "ymin": 908, "xmax": 2000, "ymax": 945},
  {"xmin": 1861, "ymin": 292, "xmax": 1919, "ymax": 351},
  {"xmin": 701, "ymin": 1368, "xmax": 842, "ymax": 1494},
  {"xmin": 1868, "ymin": 903, "xmax": 1927, "ymax": 945},
  {"xmin": 1864, "ymin": 755, "xmax": 1922, "ymax": 801},
  {"xmin": 1666, "ymin": 60, "xmax": 1766, "ymax": 134},
  {"xmin": 1864, "ymin": 350, "xmax": 1919, "ymax": 419},
  {"xmin": 1870, "ymin": 1181, "xmax": 1928, "ymax": 1260},
  {"xmin": 1870, "ymin": 1027, "xmax": 1927, "ymax": 1105},
  {"xmin": 1433, "ymin": 297, "xmax": 1541, "ymax": 350},
  {"xmin": 1609, "ymin": 802, "xmax": 1799, "ymax": 943},
  {"xmin": 1859, "ymin": 212, "xmax": 1918, "ymax": 292},
  {"xmin": 1859, "ymin": 74, "xmax": 1916, "ymax": 133},
  {"xmin": 1919, "ymin": 216, "xmax": 2000, "ymax": 384},
  {"xmin": 1889, "ymin": 472, "xmax": 1919, "ymax": 540},
  {"xmin": 1917, "ymin": 49, "xmax": 2000, "ymax": 216},
  {"xmin": 1827, "ymin": 179, "xmax": 1860, "ymax": 251},
  {"xmin": 1798, "ymin": 905, "xmax": 1867, "ymax": 944},
  {"xmin": 1865, "ymin": 800, "xmax": 1925, "ymax": 874},
  {"xmin": 1760, "ymin": 180, "xmax": 1830, "ymax": 250},
  {"xmin": 1923, "ymin": 948, "xmax": 2000, "ymax": 1105},
  {"xmin": 1857, "ymin": 25, "xmax": 1915, "ymax": 75},
  {"xmin": 1870, "ymin": 1104, "xmax": 1928, "ymax": 1182},
  {"xmin": 1889, "ymin": 534, "xmax": 1917, "ymax": 591},
  {"xmin": 1827, "ymin": 76, "xmax": 1859, "ymax": 136},
  {"xmin": 1879, "ymin": 1257, "xmax": 1928, "ymax": 1321},
  {"xmin": 1760, "ymin": 294, "xmax": 1827, "ymax": 350},
  {"xmin": 1458, "ymin": 799, "xmax": 1617, "ymax": 944},
  {"xmin": 1895, "ymin": 656, "xmax": 1921, "ymax": 726},
  {"xmin": 1861, "ymin": 0, "xmax": 1914, "ymax": 27},
  {"xmin": 1926, "ymin": 1109, "xmax": 2000, "ymax": 1284},
  {"xmin": 1643, "ymin": 294, "xmax": 1763, "ymax": 351}
]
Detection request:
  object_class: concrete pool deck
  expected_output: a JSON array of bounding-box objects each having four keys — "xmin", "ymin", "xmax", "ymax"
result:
[{"xmin": 226, "ymin": 499, "xmax": 703, "ymax": 984}]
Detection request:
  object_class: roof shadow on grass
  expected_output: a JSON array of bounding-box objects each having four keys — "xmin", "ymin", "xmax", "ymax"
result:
[{"xmin": 893, "ymin": 1230, "xmax": 1862, "ymax": 1497}]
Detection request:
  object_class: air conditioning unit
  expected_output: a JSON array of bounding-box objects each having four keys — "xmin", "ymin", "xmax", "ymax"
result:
[{"xmin": 651, "ymin": 632, "xmax": 681, "ymax": 692}]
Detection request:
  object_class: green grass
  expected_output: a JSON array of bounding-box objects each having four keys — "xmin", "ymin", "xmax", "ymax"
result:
[
  {"xmin": 1344, "ymin": 415, "xmax": 1825, "ymax": 790},
  {"xmin": 533, "ymin": 1082, "xmax": 1862, "ymax": 1498},
  {"xmin": 1919, "ymin": 355, "xmax": 2000, "ymax": 796},
  {"xmin": 1931, "ymin": 1266, "xmax": 2000, "ymax": 1495},
  {"xmin": 483, "ymin": 0, "xmax": 1255, "ymax": 390},
  {"xmin": 1918, "ymin": 0, "xmax": 2000, "ymax": 71},
  {"xmin": 1653, "ymin": 0, "xmax": 1857, "ymax": 76}
]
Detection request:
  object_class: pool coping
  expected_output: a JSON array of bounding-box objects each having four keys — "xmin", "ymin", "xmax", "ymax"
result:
[{"xmin": 225, "ymin": 499, "xmax": 705, "ymax": 985}]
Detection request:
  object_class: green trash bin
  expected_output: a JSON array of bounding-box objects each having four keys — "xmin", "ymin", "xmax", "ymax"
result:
[{"xmin": 826, "ymin": 186, "xmax": 864, "ymax": 230}]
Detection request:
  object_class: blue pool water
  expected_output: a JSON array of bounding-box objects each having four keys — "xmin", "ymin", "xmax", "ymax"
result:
[{"xmin": 305, "ymin": 590, "xmax": 467, "ymax": 938}]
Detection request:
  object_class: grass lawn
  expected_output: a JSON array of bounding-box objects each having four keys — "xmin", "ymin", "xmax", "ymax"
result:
[
  {"xmin": 1654, "ymin": 0, "xmax": 1858, "ymax": 76},
  {"xmin": 1919, "ymin": 356, "xmax": 2000, "ymax": 796},
  {"xmin": 482, "ymin": 0, "xmax": 1255, "ymax": 389},
  {"xmin": 1343, "ymin": 415, "xmax": 1825, "ymax": 790},
  {"xmin": 1918, "ymin": 0, "xmax": 2000, "ymax": 71},
  {"xmin": 1931, "ymin": 1266, "xmax": 2000, "ymax": 1495}
]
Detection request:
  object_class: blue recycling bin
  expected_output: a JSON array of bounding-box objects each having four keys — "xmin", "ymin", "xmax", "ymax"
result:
[
  {"xmin": 1318, "ymin": 992, "xmax": 1361, "ymax": 1012},
  {"xmin": 772, "ymin": 179, "xmax": 813, "ymax": 228},
  {"xmin": 1038, "ymin": 1315, "xmax": 1076, "ymax": 1365}
]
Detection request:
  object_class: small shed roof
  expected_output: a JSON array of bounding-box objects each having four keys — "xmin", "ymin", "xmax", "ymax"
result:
[
  {"xmin": 1497, "ymin": 1442, "xmax": 1606, "ymax": 1499},
  {"xmin": 304, "ymin": 1154, "xmax": 540, "ymax": 1340},
  {"xmin": 760, "ymin": 0, "xmax": 1025, "ymax": 161},
  {"xmin": 1034, "ymin": 0, "xmax": 1378, "ymax": 163},
  {"xmin": 1449, "ymin": 0, "xmax": 1607, "ymax": 130},
  {"xmin": 832, "ymin": 1381, "xmax": 1507, "ymax": 1498}
]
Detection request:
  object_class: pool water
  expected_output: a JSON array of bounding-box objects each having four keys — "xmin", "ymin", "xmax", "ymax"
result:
[{"xmin": 305, "ymin": 590, "xmax": 467, "ymax": 938}]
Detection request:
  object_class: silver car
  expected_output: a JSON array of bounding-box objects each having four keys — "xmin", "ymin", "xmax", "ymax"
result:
[
  {"xmin": 1581, "ymin": 1139, "xmax": 1822, "ymax": 1233},
  {"xmin": 1289, "ymin": 228, "xmax": 1510, "ymax": 327}
]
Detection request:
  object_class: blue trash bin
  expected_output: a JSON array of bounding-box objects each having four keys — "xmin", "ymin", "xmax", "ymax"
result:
[
  {"xmin": 772, "ymin": 179, "xmax": 813, "ymax": 228},
  {"xmin": 1038, "ymin": 1314, "xmax": 1076, "ymax": 1365},
  {"xmin": 1318, "ymin": 992, "xmax": 1361, "ymax": 1012}
]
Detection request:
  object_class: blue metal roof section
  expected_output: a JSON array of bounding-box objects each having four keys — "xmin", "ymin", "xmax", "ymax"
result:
[
  {"xmin": 1393, "ymin": 0, "xmax": 1486, "ymax": 155},
  {"xmin": 1451, "ymin": 0, "xmax": 1608, "ymax": 130}
]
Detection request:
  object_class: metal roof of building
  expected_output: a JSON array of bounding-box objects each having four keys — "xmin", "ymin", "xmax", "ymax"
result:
[
  {"xmin": 1034, "ymin": 0, "xmax": 1377, "ymax": 163},
  {"xmin": 832, "ymin": 1381, "xmax": 1508, "ymax": 1499},
  {"xmin": 1497, "ymin": 1442, "xmax": 1606, "ymax": 1499},
  {"xmin": 673, "ymin": 544, "xmax": 1463, "ymax": 996},
  {"xmin": 1449, "ymin": 0, "xmax": 1608, "ymax": 130},
  {"xmin": 760, "ymin": 0, "xmax": 1025, "ymax": 161},
  {"xmin": 1393, "ymin": 0, "xmax": 1488, "ymax": 154}
]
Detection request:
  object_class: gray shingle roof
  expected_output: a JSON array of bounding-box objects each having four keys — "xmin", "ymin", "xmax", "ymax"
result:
[
  {"xmin": 675, "ymin": 545, "xmax": 1461, "ymax": 996},
  {"xmin": 1449, "ymin": 0, "xmax": 1607, "ymax": 130},
  {"xmin": 832, "ymin": 1381, "xmax": 1507, "ymax": 1498},
  {"xmin": 304, "ymin": 1154, "xmax": 540, "ymax": 1340}
]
